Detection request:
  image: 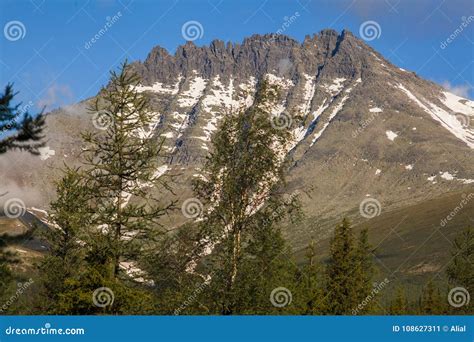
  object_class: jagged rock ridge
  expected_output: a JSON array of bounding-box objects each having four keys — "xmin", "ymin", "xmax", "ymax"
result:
[{"xmin": 2, "ymin": 29, "xmax": 473, "ymax": 249}]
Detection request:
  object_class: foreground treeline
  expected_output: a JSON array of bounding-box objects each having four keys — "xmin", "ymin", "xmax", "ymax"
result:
[{"xmin": 0, "ymin": 64, "xmax": 472, "ymax": 315}]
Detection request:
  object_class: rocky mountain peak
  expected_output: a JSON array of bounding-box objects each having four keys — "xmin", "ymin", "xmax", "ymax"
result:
[
  {"xmin": 136, "ymin": 29, "xmax": 386, "ymax": 85},
  {"xmin": 4, "ymin": 30, "xmax": 473, "ymax": 244}
]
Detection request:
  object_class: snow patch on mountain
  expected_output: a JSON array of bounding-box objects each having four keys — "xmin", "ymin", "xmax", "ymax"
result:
[
  {"xmin": 136, "ymin": 77, "xmax": 182, "ymax": 95},
  {"xmin": 427, "ymin": 171, "xmax": 474, "ymax": 184},
  {"xmin": 321, "ymin": 77, "xmax": 346, "ymax": 94},
  {"xmin": 202, "ymin": 76, "xmax": 239, "ymax": 113},
  {"xmin": 439, "ymin": 171, "xmax": 474, "ymax": 184},
  {"xmin": 396, "ymin": 84, "xmax": 473, "ymax": 149},
  {"xmin": 298, "ymin": 74, "xmax": 316, "ymax": 116},
  {"xmin": 312, "ymin": 99, "xmax": 329, "ymax": 121},
  {"xmin": 369, "ymin": 107, "xmax": 383, "ymax": 113},
  {"xmin": 310, "ymin": 94, "xmax": 350, "ymax": 146},
  {"xmin": 266, "ymin": 73, "xmax": 294, "ymax": 89},
  {"xmin": 178, "ymin": 74, "xmax": 207, "ymax": 107},
  {"xmin": 441, "ymin": 91, "xmax": 474, "ymax": 115},
  {"xmin": 386, "ymin": 130, "xmax": 398, "ymax": 141}
]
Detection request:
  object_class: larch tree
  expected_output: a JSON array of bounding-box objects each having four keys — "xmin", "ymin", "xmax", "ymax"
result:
[
  {"xmin": 38, "ymin": 62, "xmax": 173, "ymax": 314},
  {"xmin": 80, "ymin": 61, "xmax": 174, "ymax": 279}
]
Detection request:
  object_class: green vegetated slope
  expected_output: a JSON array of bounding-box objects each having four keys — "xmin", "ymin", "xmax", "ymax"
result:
[{"xmin": 291, "ymin": 189, "xmax": 473, "ymax": 287}]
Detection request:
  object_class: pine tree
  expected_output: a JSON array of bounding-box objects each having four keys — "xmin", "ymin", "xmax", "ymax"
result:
[
  {"xmin": 231, "ymin": 217, "xmax": 299, "ymax": 314},
  {"xmin": 353, "ymin": 228, "xmax": 375, "ymax": 313},
  {"xmin": 388, "ymin": 286, "xmax": 409, "ymax": 315},
  {"xmin": 446, "ymin": 227, "xmax": 473, "ymax": 314},
  {"xmin": 419, "ymin": 281, "xmax": 445, "ymax": 315},
  {"xmin": 446, "ymin": 227, "xmax": 473, "ymax": 294},
  {"xmin": 143, "ymin": 223, "xmax": 208, "ymax": 314},
  {"xmin": 324, "ymin": 219, "xmax": 376, "ymax": 315},
  {"xmin": 0, "ymin": 83, "xmax": 45, "ymax": 154},
  {"xmin": 36, "ymin": 168, "xmax": 89, "ymax": 313},
  {"xmin": 324, "ymin": 218, "xmax": 356, "ymax": 314},
  {"xmin": 296, "ymin": 240, "xmax": 325, "ymax": 314}
]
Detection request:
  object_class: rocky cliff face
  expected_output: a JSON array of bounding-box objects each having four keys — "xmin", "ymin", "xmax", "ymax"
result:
[{"xmin": 2, "ymin": 29, "xmax": 473, "ymax": 247}]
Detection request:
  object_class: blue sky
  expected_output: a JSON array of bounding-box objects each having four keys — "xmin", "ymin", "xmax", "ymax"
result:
[{"xmin": 0, "ymin": 0, "xmax": 473, "ymax": 113}]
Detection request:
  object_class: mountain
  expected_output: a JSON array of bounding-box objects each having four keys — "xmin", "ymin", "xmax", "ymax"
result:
[{"xmin": 1, "ymin": 29, "xmax": 473, "ymax": 276}]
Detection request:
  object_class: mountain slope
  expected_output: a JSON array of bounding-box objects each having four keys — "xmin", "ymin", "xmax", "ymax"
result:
[{"xmin": 1, "ymin": 29, "xmax": 473, "ymax": 254}]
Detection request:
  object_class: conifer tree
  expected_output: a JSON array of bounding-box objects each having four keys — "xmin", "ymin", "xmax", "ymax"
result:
[
  {"xmin": 296, "ymin": 240, "xmax": 325, "ymax": 314},
  {"xmin": 446, "ymin": 227, "xmax": 473, "ymax": 314},
  {"xmin": 231, "ymin": 218, "xmax": 299, "ymax": 314},
  {"xmin": 0, "ymin": 83, "xmax": 45, "ymax": 154},
  {"xmin": 419, "ymin": 281, "xmax": 445, "ymax": 314},
  {"xmin": 324, "ymin": 218, "xmax": 356, "ymax": 314},
  {"xmin": 37, "ymin": 168, "xmax": 89, "ymax": 313},
  {"xmin": 39, "ymin": 62, "xmax": 173, "ymax": 314},
  {"xmin": 0, "ymin": 84, "xmax": 45, "ymax": 306},
  {"xmin": 80, "ymin": 61, "xmax": 174, "ymax": 279},
  {"xmin": 143, "ymin": 223, "xmax": 208, "ymax": 314},
  {"xmin": 0, "ymin": 237, "xmax": 16, "ymax": 308},
  {"xmin": 388, "ymin": 286, "xmax": 409, "ymax": 315},
  {"xmin": 353, "ymin": 228, "xmax": 375, "ymax": 313},
  {"xmin": 324, "ymin": 219, "xmax": 376, "ymax": 314},
  {"xmin": 446, "ymin": 227, "xmax": 473, "ymax": 294}
]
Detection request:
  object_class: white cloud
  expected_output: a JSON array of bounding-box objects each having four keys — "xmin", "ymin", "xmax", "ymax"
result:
[
  {"xmin": 441, "ymin": 81, "xmax": 471, "ymax": 99},
  {"xmin": 38, "ymin": 84, "xmax": 74, "ymax": 109}
]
